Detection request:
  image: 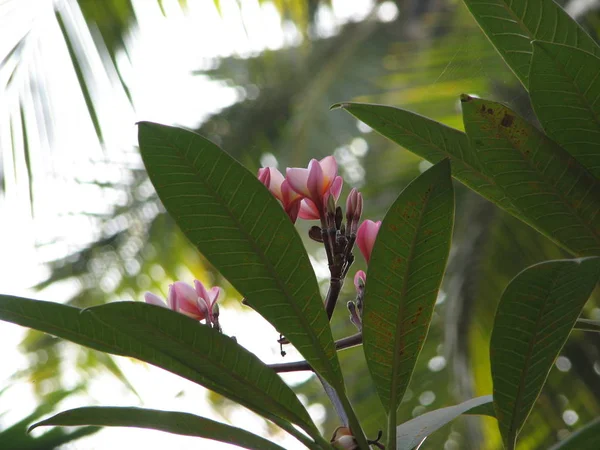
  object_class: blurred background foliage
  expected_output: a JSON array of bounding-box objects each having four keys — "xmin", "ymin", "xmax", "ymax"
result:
[{"xmin": 1, "ymin": 0, "xmax": 600, "ymax": 448}]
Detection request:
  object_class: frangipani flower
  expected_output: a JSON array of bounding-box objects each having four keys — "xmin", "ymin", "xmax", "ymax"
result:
[
  {"xmin": 286, "ymin": 156, "xmax": 343, "ymax": 221},
  {"xmin": 356, "ymin": 219, "xmax": 381, "ymax": 263},
  {"xmin": 144, "ymin": 280, "xmax": 222, "ymax": 328},
  {"xmin": 258, "ymin": 167, "xmax": 303, "ymax": 222}
]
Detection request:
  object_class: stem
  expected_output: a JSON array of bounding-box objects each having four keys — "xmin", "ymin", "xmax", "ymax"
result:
[
  {"xmin": 269, "ymin": 333, "xmax": 363, "ymax": 373},
  {"xmin": 386, "ymin": 408, "xmax": 397, "ymax": 450},
  {"xmin": 324, "ymin": 277, "xmax": 343, "ymax": 320},
  {"xmin": 336, "ymin": 387, "xmax": 370, "ymax": 450}
]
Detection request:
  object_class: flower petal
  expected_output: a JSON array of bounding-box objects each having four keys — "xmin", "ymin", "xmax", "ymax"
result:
[
  {"xmin": 356, "ymin": 220, "xmax": 381, "ymax": 263},
  {"xmin": 319, "ymin": 156, "xmax": 338, "ymax": 189},
  {"xmin": 286, "ymin": 167, "xmax": 311, "ymax": 197},
  {"xmin": 298, "ymin": 198, "xmax": 320, "ymax": 220},
  {"xmin": 144, "ymin": 292, "xmax": 167, "ymax": 308}
]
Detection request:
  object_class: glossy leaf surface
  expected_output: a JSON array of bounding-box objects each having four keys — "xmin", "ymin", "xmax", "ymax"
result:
[
  {"xmin": 0, "ymin": 296, "xmax": 318, "ymax": 440},
  {"xmin": 30, "ymin": 407, "xmax": 286, "ymax": 450},
  {"xmin": 490, "ymin": 257, "xmax": 600, "ymax": 449},
  {"xmin": 461, "ymin": 96, "xmax": 600, "ymax": 256},
  {"xmin": 137, "ymin": 122, "xmax": 342, "ymax": 388},
  {"xmin": 461, "ymin": 0, "xmax": 600, "ymax": 87},
  {"xmin": 362, "ymin": 159, "xmax": 454, "ymax": 416},
  {"xmin": 529, "ymin": 41, "xmax": 600, "ymax": 178},
  {"xmin": 396, "ymin": 395, "xmax": 495, "ymax": 450}
]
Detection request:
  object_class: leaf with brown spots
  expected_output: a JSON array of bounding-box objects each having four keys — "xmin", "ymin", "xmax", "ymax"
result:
[
  {"xmin": 460, "ymin": 96, "xmax": 600, "ymax": 256},
  {"xmin": 361, "ymin": 159, "xmax": 454, "ymax": 444}
]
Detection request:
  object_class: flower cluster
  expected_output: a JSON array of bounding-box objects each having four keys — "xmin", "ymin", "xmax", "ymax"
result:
[
  {"xmin": 144, "ymin": 280, "xmax": 222, "ymax": 331},
  {"xmin": 258, "ymin": 156, "xmax": 343, "ymax": 224},
  {"xmin": 142, "ymin": 156, "xmax": 382, "ymax": 335}
]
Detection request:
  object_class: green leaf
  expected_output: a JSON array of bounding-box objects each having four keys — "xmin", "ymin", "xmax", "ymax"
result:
[
  {"xmin": 461, "ymin": 0, "xmax": 600, "ymax": 87},
  {"xmin": 573, "ymin": 318, "xmax": 600, "ymax": 333},
  {"xmin": 490, "ymin": 257, "xmax": 600, "ymax": 450},
  {"xmin": 30, "ymin": 407, "xmax": 286, "ymax": 450},
  {"xmin": 395, "ymin": 395, "xmax": 495, "ymax": 450},
  {"xmin": 0, "ymin": 296, "xmax": 319, "ymax": 444},
  {"xmin": 549, "ymin": 417, "xmax": 600, "ymax": 449},
  {"xmin": 332, "ymin": 102, "xmax": 520, "ymax": 216},
  {"xmin": 137, "ymin": 122, "xmax": 342, "ymax": 388},
  {"xmin": 362, "ymin": 159, "xmax": 454, "ymax": 439},
  {"xmin": 529, "ymin": 41, "xmax": 600, "ymax": 178},
  {"xmin": 460, "ymin": 95, "xmax": 600, "ymax": 256}
]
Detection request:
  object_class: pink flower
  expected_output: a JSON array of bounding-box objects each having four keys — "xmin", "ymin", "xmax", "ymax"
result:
[
  {"xmin": 356, "ymin": 220, "xmax": 381, "ymax": 263},
  {"xmin": 258, "ymin": 167, "xmax": 303, "ymax": 222},
  {"xmin": 286, "ymin": 156, "xmax": 343, "ymax": 221},
  {"xmin": 144, "ymin": 280, "xmax": 221, "ymax": 325}
]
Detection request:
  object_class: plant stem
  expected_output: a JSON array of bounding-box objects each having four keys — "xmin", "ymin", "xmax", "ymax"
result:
[
  {"xmin": 386, "ymin": 408, "xmax": 397, "ymax": 450},
  {"xmin": 325, "ymin": 276, "xmax": 343, "ymax": 320},
  {"xmin": 269, "ymin": 333, "xmax": 363, "ymax": 373},
  {"xmin": 336, "ymin": 387, "xmax": 370, "ymax": 450}
]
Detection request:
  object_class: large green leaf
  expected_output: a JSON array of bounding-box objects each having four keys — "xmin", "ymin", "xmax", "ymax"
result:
[
  {"xmin": 549, "ymin": 417, "xmax": 600, "ymax": 450},
  {"xmin": 30, "ymin": 407, "xmax": 286, "ymax": 450},
  {"xmin": 0, "ymin": 296, "xmax": 320, "ymax": 446},
  {"xmin": 490, "ymin": 257, "xmax": 600, "ymax": 450},
  {"xmin": 396, "ymin": 395, "xmax": 495, "ymax": 450},
  {"xmin": 460, "ymin": 95, "xmax": 600, "ymax": 256},
  {"xmin": 529, "ymin": 41, "xmax": 600, "ymax": 178},
  {"xmin": 332, "ymin": 102, "xmax": 520, "ymax": 216},
  {"xmin": 362, "ymin": 159, "xmax": 454, "ymax": 446},
  {"xmin": 137, "ymin": 122, "xmax": 342, "ymax": 388},
  {"xmin": 461, "ymin": 0, "xmax": 600, "ymax": 87}
]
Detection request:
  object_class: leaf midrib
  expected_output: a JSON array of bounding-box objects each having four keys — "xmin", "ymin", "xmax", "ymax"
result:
[
  {"xmin": 389, "ymin": 182, "xmax": 434, "ymax": 412},
  {"xmin": 144, "ymin": 125, "xmax": 340, "ymax": 387},
  {"xmin": 2, "ymin": 299, "xmax": 304, "ymax": 432},
  {"xmin": 537, "ymin": 44, "xmax": 600, "ymax": 133},
  {"xmin": 89, "ymin": 307, "xmax": 315, "ymax": 432},
  {"xmin": 506, "ymin": 267, "xmax": 564, "ymax": 447}
]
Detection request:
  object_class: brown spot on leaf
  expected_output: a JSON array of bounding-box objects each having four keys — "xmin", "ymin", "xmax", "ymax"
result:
[
  {"xmin": 487, "ymin": 108, "xmax": 494, "ymax": 115},
  {"xmin": 500, "ymin": 113, "xmax": 514, "ymax": 127}
]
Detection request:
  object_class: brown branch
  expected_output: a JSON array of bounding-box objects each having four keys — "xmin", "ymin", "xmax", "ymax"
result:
[{"xmin": 268, "ymin": 333, "xmax": 363, "ymax": 373}]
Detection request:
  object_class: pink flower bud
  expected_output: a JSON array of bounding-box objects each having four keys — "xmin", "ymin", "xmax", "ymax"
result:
[
  {"xmin": 356, "ymin": 219, "xmax": 381, "ymax": 263},
  {"xmin": 354, "ymin": 270, "xmax": 366, "ymax": 292},
  {"xmin": 345, "ymin": 188, "xmax": 363, "ymax": 234}
]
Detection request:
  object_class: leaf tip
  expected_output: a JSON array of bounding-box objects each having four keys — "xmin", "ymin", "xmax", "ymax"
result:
[
  {"xmin": 329, "ymin": 102, "xmax": 348, "ymax": 111},
  {"xmin": 459, "ymin": 94, "xmax": 473, "ymax": 103}
]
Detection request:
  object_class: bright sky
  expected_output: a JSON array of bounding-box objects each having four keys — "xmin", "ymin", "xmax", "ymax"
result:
[{"xmin": 0, "ymin": 0, "xmax": 397, "ymax": 448}]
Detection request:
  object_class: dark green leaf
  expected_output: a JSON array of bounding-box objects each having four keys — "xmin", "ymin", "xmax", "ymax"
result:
[
  {"xmin": 396, "ymin": 395, "xmax": 495, "ymax": 450},
  {"xmin": 30, "ymin": 407, "xmax": 286, "ymax": 450},
  {"xmin": 549, "ymin": 417, "xmax": 600, "ymax": 449},
  {"xmin": 362, "ymin": 160, "xmax": 454, "ymax": 417},
  {"xmin": 490, "ymin": 257, "xmax": 600, "ymax": 449},
  {"xmin": 529, "ymin": 41, "xmax": 600, "ymax": 178},
  {"xmin": 0, "ymin": 296, "xmax": 319, "ymax": 443},
  {"xmin": 460, "ymin": 95, "xmax": 600, "ymax": 256},
  {"xmin": 332, "ymin": 102, "xmax": 520, "ymax": 216},
  {"xmin": 461, "ymin": 0, "xmax": 600, "ymax": 87},
  {"xmin": 573, "ymin": 318, "xmax": 600, "ymax": 333},
  {"xmin": 137, "ymin": 122, "xmax": 342, "ymax": 388}
]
